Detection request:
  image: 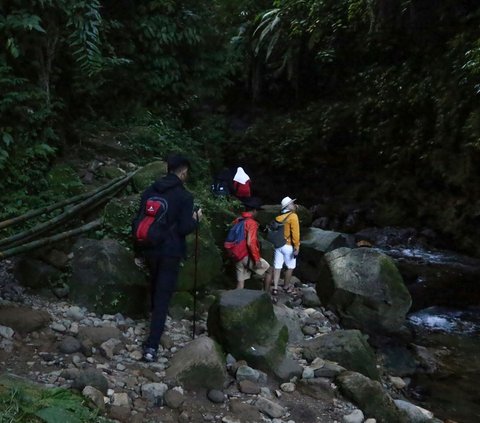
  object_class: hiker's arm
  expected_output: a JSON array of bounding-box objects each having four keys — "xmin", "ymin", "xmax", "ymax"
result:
[
  {"xmin": 291, "ymin": 214, "xmax": 301, "ymax": 249},
  {"xmin": 176, "ymin": 196, "xmax": 197, "ymax": 236},
  {"xmin": 246, "ymin": 221, "xmax": 261, "ymax": 263}
]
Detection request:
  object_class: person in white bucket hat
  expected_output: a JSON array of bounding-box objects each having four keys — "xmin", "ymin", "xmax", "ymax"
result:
[{"xmin": 271, "ymin": 196, "xmax": 300, "ymax": 298}]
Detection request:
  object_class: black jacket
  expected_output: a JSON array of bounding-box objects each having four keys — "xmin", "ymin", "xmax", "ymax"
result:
[{"xmin": 139, "ymin": 173, "xmax": 197, "ymax": 258}]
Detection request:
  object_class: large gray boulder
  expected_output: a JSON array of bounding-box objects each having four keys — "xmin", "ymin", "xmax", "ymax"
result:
[
  {"xmin": 295, "ymin": 228, "xmax": 352, "ymax": 282},
  {"xmin": 302, "ymin": 329, "xmax": 380, "ymax": 380},
  {"xmin": 336, "ymin": 371, "xmax": 408, "ymax": 423},
  {"xmin": 207, "ymin": 290, "xmax": 299, "ymax": 380},
  {"xmin": 317, "ymin": 247, "xmax": 411, "ymax": 334},
  {"xmin": 69, "ymin": 239, "xmax": 148, "ymax": 317},
  {"xmin": 165, "ymin": 336, "xmax": 227, "ymax": 390}
]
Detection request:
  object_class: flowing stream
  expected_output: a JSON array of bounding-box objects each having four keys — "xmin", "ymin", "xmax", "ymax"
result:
[{"xmin": 382, "ymin": 246, "xmax": 480, "ymax": 423}]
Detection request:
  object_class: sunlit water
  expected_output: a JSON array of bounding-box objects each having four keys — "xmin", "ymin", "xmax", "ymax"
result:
[{"xmin": 407, "ymin": 307, "xmax": 480, "ymax": 423}]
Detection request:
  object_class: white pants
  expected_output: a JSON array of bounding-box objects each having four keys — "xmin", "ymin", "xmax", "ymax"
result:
[{"xmin": 274, "ymin": 244, "xmax": 296, "ymax": 269}]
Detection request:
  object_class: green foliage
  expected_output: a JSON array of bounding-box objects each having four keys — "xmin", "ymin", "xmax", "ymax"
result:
[{"xmin": 0, "ymin": 384, "xmax": 112, "ymax": 423}]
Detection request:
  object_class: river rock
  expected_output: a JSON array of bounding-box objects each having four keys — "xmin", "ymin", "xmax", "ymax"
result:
[
  {"xmin": 301, "ymin": 287, "xmax": 322, "ymax": 307},
  {"xmin": 58, "ymin": 336, "xmax": 82, "ymax": 354},
  {"xmin": 336, "ymin": 371, "xmax": 407, "ymax": 423},
  {"xmin": 207, "ymin": 289, "xmax": 291, "ymax": 380},
  {"xmin": 394, "ymin": 400, "xmax": 441, "ymax": 423},
  {"xmin": 295, "ymin": 228, "xmax": 351, "ymax": 282},
  {"xmin": 165, "ymin": 336, "xmax": 227, "ymax": 390},
  {"xmin": 317, "ymin": 247, "xmax": 412, "ymax": 334},
  {"xmin": 164, "ymin": 389, "xmax": 185, "ymax": 409},
  {"xmin": 255, "ymin": 396, "xmax": 286, "ymax": 419},
  {"xmin": 99, "ymin": 338, "xmax": 123, "ymax": 359},
  {"xmin": 273, "ymin": 304, "xmax": 304, "ymax": 344},
  {"xmin": 78, "ymin": 326, "xmax": 122, "ymax": 346},
  {"xmin": 303, "ymin": 329, "xmax": 380, "ymax": 380},
  {"xmin": 82, "ymin": 386, "xmax": 105, "ymax": 410},
  {"xmin": 0, "ymin": 306, "xmax": 51, "ymax": 334},
  {"xmin": 14, "ymin": 257, "xmax": 61, "ymax": 290},
  {"xmin": 66, "ymin": 368, "xmax": 109, "ymax": 394},
  {"xmin": 239, "ymin": 380, "xmax": 260, "ymax": 394},
  {"xmin": 141, "ymin": 382, "xmax": 168, "ymax": 405},
  {"xmin": 343, "ymin": 409, "xmax": 365, "ymax": 423},
  {"xmin": 297, "ymin": 377, "xmax": 335, "ymax": 401},
  {"xmin": 0, "ymin": 325, "xmax": 14, "ymax": 339},
  {"xmin": 207, "ymin": 389, "xmax": 225, "ymax": 403},
  {"xmin": 69, "ymin": 238, "xmax": 148, "ymax": 317}
]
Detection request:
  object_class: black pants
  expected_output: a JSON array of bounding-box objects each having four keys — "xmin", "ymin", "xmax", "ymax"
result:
[{"xmin": 145, "ymin": 255, "xmax": 181, "ymax": 350}]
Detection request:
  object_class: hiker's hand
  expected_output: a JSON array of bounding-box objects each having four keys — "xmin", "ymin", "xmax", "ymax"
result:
[
  {"xmin": 194, "ymin": 208, "xmax": 203, "ymax": 222},
  {"xmin": 293, "ymin": 248, "xmax": 299, "ymax": 258},
  {"xmin": 254, "ymin": 261, "xmax": 263, "ymax": 269}
]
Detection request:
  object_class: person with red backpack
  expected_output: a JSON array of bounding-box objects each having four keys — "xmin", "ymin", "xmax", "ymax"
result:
[
  {"xmin": 225, "ymin": 197, "xmax": 272, "ymax": 291},
  {"xmin": 232, "ymin": 166, "xmax": 252, "ymax": 199},
  {"xmin": 134, "ymin": 154, "xmax": 202, "ymax": 363}
]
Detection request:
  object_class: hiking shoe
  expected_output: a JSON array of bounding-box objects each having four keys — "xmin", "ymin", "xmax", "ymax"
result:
[{"xmin": 142, "ymin": 347, "xmax": 157, "ymax": 363}]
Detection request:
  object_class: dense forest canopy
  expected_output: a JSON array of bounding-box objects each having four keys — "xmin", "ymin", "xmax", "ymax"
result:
[{"xmin": 1, "ymin": 0, "xmax": 480, "ymax": 255}]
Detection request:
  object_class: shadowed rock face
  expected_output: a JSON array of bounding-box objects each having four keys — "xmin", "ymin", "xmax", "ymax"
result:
[
  {"xmin": 69, "ymin": 238, "xmax": 148, "ymax": 317},
  {"xmin": 317, "ymin": 247, "xmax": 411, "ymax": 335},
  {"xmin": 207, "ymin": 289, "xmax": 301, "ymax": 380},
  {"xmin": 303, "ymin": 329, "xmax": 380, "ymax": 380}
]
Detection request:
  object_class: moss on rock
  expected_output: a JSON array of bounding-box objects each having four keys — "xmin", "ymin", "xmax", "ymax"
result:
[{"xmin": 132, "ymin": 161, "xmax": 167, "ymax": 192}]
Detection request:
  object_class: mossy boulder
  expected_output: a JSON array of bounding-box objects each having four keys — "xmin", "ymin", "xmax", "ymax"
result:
[
  {"xmin": 46, "ymin": 164, "xmax": 84, "ymax": 196},
  {"xmin": 69, "ymin": 238, "xmax": 148, "ymax": 317},
  {"xmin": 296, "ymin": 228, "xmax": 351, "ymax": 282},
  {"xmin": 14, "ymin": 257, "xmax": 61, "ymax": 290},
  {"xmin": 336, "ymin": 371, "xmax": 408, "ymax": 423},
  {"xmin": 99, "ymin": 166, "xmax": 125, "ymax": 179},
  {"xmin": 132, "ymin": 161, "xmax": 167, "ymax": 192},
  {"xmin": 169, "ymin": 292, "xmax": 194, "ymax": 320},
  {"xmin": 103, "ymin": 194, "xmax": 139, "ymax": 242},
  {"xmin": 177, "ymin": 223, "xmax": 223, "ymax": 291},
  {"xmin": 303, "ymin": 329, "xmax": 380, "ymax": 380},
  {"xmin": 317, "ymin": 247, "xmax": 412, "ymax": 334},
  {"xmin": 165, "ymin": 336, "xmax": 227, "ymax": 389},
  {"xmin": 207, "ymin": 289, "xmax": 294, "ymax": 379}
]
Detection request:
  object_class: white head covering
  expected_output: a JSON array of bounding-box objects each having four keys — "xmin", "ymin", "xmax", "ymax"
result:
[
  {"xmin": 281, "ymin": 196, "xmax": 296, "ymax": 212},
  {"xmin": 233, "ymin": 167, "xmax": 250, "ymax": 184}
]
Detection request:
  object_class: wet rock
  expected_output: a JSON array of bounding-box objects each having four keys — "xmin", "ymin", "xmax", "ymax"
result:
[
  {"xmin": 389, "ymin": 376, "xmax": 407, "ymax": 390},
  {"xmin": 0, "ymin": 325, "xmax": 14, "ymax": 339},
  {"xmin": 82, "ymin": 385, "xmax": 105, "ymax": 410},
  {"xmin": 164, "ymin": 389, "xmax": 184, "ymax": 409},
  {"xmin": 66, "ymin": 306, "xmax": 85, "ymax": 321},
  {"xmin": 69, "ymin": 238, "xmax": 148, "ymax": 317},
  {"xmin": 255, "ymin": 396, "xmax": 286, "ymax": 419},
  {"xmin": 343, "ymin": 409, "xmax": 365, "ymax": 423},
  {"xmin": 78, "ymin": 326, "xmax": 122, "ymax": 346},
  {"xmin": 297, "ymin": 378, "xmax": 335, "ymax": 401},
  {"xmin": 141, "ymin": 382, "xmax": 168, "ymax": 405},
  {"xmin": 108, "ymin": 405, "xmax": 131, "ymax": 422},
  {"xmin": 112, "ymin": 392, "xmax": 131, "ymax": 407},
  {"xmin": 236, "ymin": 365, "xmax": 261, "ymax": 383},
  {"xmin": 0, "ymin": 306, "xmax": 51, "ymax": 334},
  {"xmin": 207, "ymin": 389, "xmax": 225, "ymax": 403},
  {"xmin": 99, "ymin": 338, "xmax": 123, "ymax": 359},
  {"xmin": 66, "ymin": 368, "xmax": 109, "ymax": 394},
  {"xmin": 394, "ymin": 400, "xmax": 441, "ymax": 423},
  {"xmin": 303, "ymin": 329, "xmax": 380, "ymax": 380},
  {"xmin": 314, "ymin": 361, "xmax": 346, "ymax": 378},
  {"xmin": 229, "ymin": 399, "xmax": 262, "ymax": 422},
  {"xmin": 207, "ymin": 289, "xmax": 290, "ymax": 379},
  {"xmin": 239, "ymin": 380, "xmax": 260, "ymax": 394},
  {"xmin": 301, "ymin": 287, "xmax": 321, "ymax": 307},
  {"xmin": 280, "ymin": 382, "xmax": 295, "ymax": 393},
  {"xmin": 337, "ymin": 371, "xmax": 407, "ymax": 423},
  {"xmin": 273, "ymin": 304, "xmax": 304, "ymax": 344},
  {"xmin": 317, "ymin": 247, "xmax": 411, "ymax": 335},
  {"xmin": 165, "ymin": 336, "xmax": 227, "ymax": 390},
  {"xmin": 58, "ymin": 336, "xmax": 82, "ymax": 354}
]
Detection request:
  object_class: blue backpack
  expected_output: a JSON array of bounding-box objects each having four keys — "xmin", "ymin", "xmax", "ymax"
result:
[{"xmin": 224, "ymin": 218, "xmax": 249, "ymax": 261}]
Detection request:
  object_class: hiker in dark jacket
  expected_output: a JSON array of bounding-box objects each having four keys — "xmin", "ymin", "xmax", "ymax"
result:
[{"xmin": 140, "ymin": 154, "xmax": 202, "ymax": 362}]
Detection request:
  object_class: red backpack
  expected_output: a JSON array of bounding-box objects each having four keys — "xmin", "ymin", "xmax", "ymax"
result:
[
  {"xmin": 224, "ymin": 218, "xmax": 249, "ymax": 261},
  {"xmin": 132, "ymin": 196, "xmax": 169, "ymax": 247}
]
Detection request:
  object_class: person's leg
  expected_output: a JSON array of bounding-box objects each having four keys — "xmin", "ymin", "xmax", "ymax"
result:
[
  {"xmin": 273, "ymin": 248, "xmax": 285, "ymax": 291},
  {"xmin": 144, "ymin": 256, "xmax": 181, "ymax": 354},
  {"xmin": 235, "ymin": 257, "xmax": 249, "ymax": 289},
  {"xmin": 283, "ymin": 245, "xmax": 297, "ymax": 293}
]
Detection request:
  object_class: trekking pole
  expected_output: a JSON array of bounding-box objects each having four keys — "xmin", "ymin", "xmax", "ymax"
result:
[{"xmin": 192, "ymin": 219, "xmax": 199, "ymax": 340}]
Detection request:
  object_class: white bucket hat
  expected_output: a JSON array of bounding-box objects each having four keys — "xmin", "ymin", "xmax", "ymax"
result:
[{"xmin": 281, "ymin": 196, "xmax": 296, "ymax": 210}]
